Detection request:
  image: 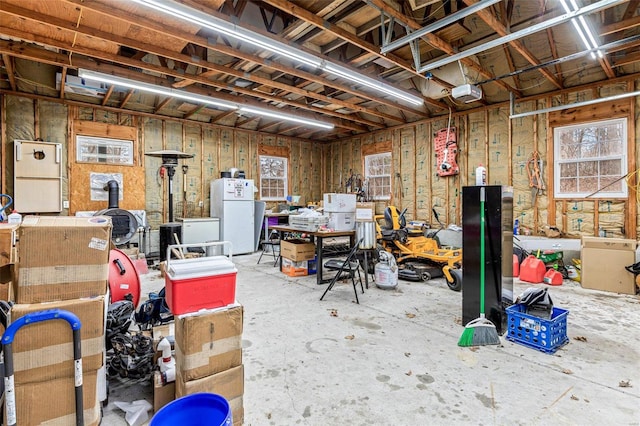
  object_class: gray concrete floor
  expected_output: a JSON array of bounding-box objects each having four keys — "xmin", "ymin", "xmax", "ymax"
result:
[{"xmin": 104, "ymin": 251, "xmax": 640, "ymax": 425}]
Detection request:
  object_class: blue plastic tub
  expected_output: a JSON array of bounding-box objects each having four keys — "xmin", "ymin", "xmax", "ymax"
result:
[
  {"xmin": 151, "ymin": 393, "xmax": 232, "ymax": 426},
  {"xmin": 506, "ymin": 304, "xmax": 569, "ymax": 354}
]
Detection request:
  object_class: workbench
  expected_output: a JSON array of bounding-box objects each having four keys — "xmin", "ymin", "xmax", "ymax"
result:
[{"xmin": 270, "ymin": 225, "xmax": 356, "ymax": 285}]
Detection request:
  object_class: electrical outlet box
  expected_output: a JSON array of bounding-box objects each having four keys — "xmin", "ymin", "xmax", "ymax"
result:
[{"xmin": 63, "ymin": 200, "xmax": 70, "ymax": 209}]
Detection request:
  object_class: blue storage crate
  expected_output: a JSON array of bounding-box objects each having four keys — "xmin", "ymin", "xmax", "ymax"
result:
[
  {"xmin": 307, "ymin": 256, "xmax": 317, "ymax": 275},
  {"xmin": 506, "ymin": 304, "xmax": 569, "ymax": 354}
]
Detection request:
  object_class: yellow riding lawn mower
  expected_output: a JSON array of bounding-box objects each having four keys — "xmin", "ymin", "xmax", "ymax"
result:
[{"xmin": 375, "ymin": 206, "xmax": 462, "ymax": 291}]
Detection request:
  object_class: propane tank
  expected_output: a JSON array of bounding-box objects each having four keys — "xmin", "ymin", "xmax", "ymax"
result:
[{"xmin": 375, "ymin": 251, "xmax": 398, "ymax": 289}]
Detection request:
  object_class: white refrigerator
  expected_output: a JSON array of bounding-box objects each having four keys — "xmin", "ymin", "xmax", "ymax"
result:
[{"xmin": 211, "ymin": 178, "xmax": 255, "ymax": 255}]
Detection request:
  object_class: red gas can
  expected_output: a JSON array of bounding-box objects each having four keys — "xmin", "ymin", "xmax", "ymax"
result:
[
  {"xmin": 513, "ymin": 254, "xmax": 520, "ymax": 277},
  {"xmin": 543, "ymin": 269, "xmax": 563, "ymax": 286},
  {"xmin": 519, "ymin": 255, "xmax": 546, "ymax": 283}
]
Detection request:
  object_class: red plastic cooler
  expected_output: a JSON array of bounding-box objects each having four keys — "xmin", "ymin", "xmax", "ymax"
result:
[{"xmin": 165, "ymin": 242, "xmax": 237, "ymax": 315}]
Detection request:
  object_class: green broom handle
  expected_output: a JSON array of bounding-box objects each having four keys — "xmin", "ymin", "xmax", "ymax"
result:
[{"xmin": 480, "ymin": 186, "xmax": 486, "ymax": 318}]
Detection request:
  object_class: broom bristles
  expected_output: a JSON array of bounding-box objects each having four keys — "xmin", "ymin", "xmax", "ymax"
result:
[{"xmin": 458, "ymin": 318, "xmax": 500, "ymax": 346}]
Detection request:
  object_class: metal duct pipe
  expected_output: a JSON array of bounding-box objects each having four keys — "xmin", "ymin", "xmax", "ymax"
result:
[{"xmin": 104, "ymin": 180, "xmax": 120, "ymax": 209}]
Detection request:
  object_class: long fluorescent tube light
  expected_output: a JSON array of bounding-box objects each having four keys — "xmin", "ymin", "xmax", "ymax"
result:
[
  {"xmin": 78, "ymin": 69, "xmax": 334, "ymax": 130},
  {"xmin": 129, "ymin": 0, "xmax": 322, "ymax": 68},
  {"xmin": 560, "ymin": 0, "xmax": 602, "ymax": 59},
  {"xmin": 324, "ymin": 63, "xmax": 424, "ymax": 106},
  {"xmin": 240, "ymin": 107, "xmax": 334, "ymax": 130},
  {"xmin": 78, "ymin": 69, "xmax": 237, "ymax": 110},
  {"xmin": 380, "ymin": 0, "xmax": 501, "ymax": 54},
  {"xmin": 131, "ymin": 0, "xmax": 424, "ymax": 106},
  {"xmin": 419, "ymin": 0, "xmax": 622, "ymax": 73},
  {"xmin": 509, "ymin": 90, "xmax": 640, "ymax": 119}
]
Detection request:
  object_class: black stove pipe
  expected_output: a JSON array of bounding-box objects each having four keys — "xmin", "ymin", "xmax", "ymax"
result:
[{"xmin": 104, "ymin": 180, "xmax": 119, "ymax": 209}]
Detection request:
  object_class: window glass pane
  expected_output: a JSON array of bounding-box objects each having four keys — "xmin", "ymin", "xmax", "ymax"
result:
[
  {"xmin": 364, "ymin": 152, "xmax": 392, "ymax": 200},
  {"xmin": 554, "ymin": 118, "xmax": 627, "ymax": 198},
  {"xmin": 259, "ymin": 155, "xmax": 288, "ymax": 200}
]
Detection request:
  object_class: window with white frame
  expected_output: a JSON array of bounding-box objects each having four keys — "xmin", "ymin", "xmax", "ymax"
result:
[
  {"xmin": 259, "ymin": 155, "xmax": 288, "ymax": 200},
  {"xmin": 554, "ymin": 118, "xmax": 627, "ymax": 198},
  {"xmin": 364, "ymin": 152, "xmax": 392, "ymax": 200}
]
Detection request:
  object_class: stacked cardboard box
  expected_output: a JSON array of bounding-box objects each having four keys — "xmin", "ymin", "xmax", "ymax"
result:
[
  {"xmin": 175, "ymin": 304, "xmax": 244, "ymax": 425},
  {"xmin": 281, "ymin": 239, "xmax": 315, "ymax": 277},
  {"xmin": 4, "ymin": 216, "xmax": 111, "ymax": 425}
]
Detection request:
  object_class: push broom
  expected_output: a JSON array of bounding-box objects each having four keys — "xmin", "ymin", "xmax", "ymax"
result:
[{"xmin": 458, "ymin": 186, "xmax": 500, "ymax": 347}]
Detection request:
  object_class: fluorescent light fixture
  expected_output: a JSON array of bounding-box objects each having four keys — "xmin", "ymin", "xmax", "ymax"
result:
[
  {"xmin": 130, "ymin": 0, "xmax": 423, "ymax": 106},
  {"xmin": 380, "ymin": 0, "xmax": 501, "ymax": 54},
  {"xmin": 324, "ymin": 63, "xmax": 424, "ymax": 106},
  {"xmin": 419, "ymin": 0, "xmax": 621, "ymax": 73},
  {"xmin": 79, "ymin": 69, "xmax": 334, "ymax": 130},
  {"xmin": 240, "ymin": 106, "xmax": 334, "ymax": 130},
  {"xmin": 560, "ymin": 0, "xmax": 603, "ymax": 59},
  {"xmin": 130, "ymin": 0, "xmax": 322, "ymax": 68},
  {"xmin": 78, "ymin": 69, "xmax": 237, "ymax": 110}
]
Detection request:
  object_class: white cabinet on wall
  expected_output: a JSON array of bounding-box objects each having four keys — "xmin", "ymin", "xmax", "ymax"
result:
[{"xmin": 14, "ymin": 140, "xmax": 63, "ymax": 213}]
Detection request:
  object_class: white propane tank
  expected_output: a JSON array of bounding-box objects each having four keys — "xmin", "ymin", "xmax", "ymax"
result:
[{"xmin": 375, "ymin": 251, "xmax": 398, "ymax": 289}]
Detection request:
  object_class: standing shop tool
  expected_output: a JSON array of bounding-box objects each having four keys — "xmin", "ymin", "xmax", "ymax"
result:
[{"xmin": 2, "ymin": 309, "xmax": 84, "ymax": 426}]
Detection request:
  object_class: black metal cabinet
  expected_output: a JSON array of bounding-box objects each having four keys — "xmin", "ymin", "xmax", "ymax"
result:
[{"xmin": 461, "ymin": 185, "xmax": 513, "ymax": 334}]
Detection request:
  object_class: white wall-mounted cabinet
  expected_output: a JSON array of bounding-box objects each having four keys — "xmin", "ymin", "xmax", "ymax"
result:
[{"xmin": 14, "ymin": 140, "xmax": 63, "ymax": 213}]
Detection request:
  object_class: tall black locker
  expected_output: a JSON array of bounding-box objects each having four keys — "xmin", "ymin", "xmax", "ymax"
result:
[{"xmin": 461, "ymin": 185, "xmax": 513, "ymax": 334}]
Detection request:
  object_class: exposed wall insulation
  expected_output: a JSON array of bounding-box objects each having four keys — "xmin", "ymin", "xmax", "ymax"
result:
[
  {"xmin": 143, "ymin": 118, "xmax": 165, "ymax": 227},
  {"xmin": 219, "ymin": 129, "xmax": 235, "ymax": 172},
  {"xmin": 3, "ymin": 96, "xmax": 34, "ymax": 197},
  {"xmin": 183, "ymin": 124, "xmax": 202, "ymax": 218},
  {"xmin": 430, "ymin": 118, "xmax": 451, "ymax": 225},
  {"xmin": 202, "ymin": 127, "xmax": 220, "ymax": 217},
  {"xmin": 399, "ymin": 127, "xmax": 416, "ymax": 220},
  {"xmin": 414, "ymin": 122, "xmax": 431, "ymax": 221},
  {"xmin": 38, "ymin": 101, "xmax": 68, "ymax": 212}
]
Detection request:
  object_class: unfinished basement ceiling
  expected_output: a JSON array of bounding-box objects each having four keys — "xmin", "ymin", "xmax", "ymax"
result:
[{"xmin": 0, "ymin": 0, "xmax": 639, "ymax": 141}]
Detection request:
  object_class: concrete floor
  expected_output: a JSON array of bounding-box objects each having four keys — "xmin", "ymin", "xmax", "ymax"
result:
[{"xmin": 103, "ymin": 250, "xmax": 640, "ymax": 425}]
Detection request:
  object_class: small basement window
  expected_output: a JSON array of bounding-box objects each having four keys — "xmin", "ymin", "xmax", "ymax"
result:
[{"xmin": 554, "ymin": 118, "xmax": 627, "ymax": 198}]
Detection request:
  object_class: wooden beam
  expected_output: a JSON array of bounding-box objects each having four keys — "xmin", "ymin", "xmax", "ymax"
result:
[
  {"xmin": 0, "ymin": 35, "xmax": 367, "ymax": 133},
  {"xmin": 260, "ymin": 0, "xmax": 450, "ymax": 110},
  {"xmin": 183, "ymin": 104, "xmax": 207, "ymax": 119},
  {"xmin": 101, "ymin": 84, "xmax": 114, "ymax": 106},
  {"xmin": 1, "ymin": 54, "xmax": 17, "ymax": 91},
  {"xmin": 155, "ymin": 96, "xmax": 171, "ymax": 113},
  {"xmin": 601, "ymin": 15, "xmax": 640, "ymax": 35},
  {"xmin": 59, "ymin": 66, "xmax": 67, "ymax": 98},
  {"xmin": 463, "ymin": 0, "xmax": 563, "ymax": 90},
  {"xmin": 61, "ymin": 0, "xmax": 429, "ymax": 118},
  {"xmin": 120, "ymin": 89, "xmax": 134, "ymax": 108},
  {"xmin": 366, "ymin": 0, "xmax": 521, "ymax": 97}
]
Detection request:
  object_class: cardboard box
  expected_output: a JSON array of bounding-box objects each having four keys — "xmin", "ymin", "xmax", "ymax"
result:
[
  {"xmin": 328, "ymin": 212, "xmax": 356, "ymax": 231},
  {"xmin": 10, "ymin": 296, "xmax": 105, "ymax": 383},
  {"xmin": 0, "ymin": 263, "xmax": 13, "ymax": 302},
  {"xmin": 581, "ymin": 237, "xmax": 637, "ymax": 295},
  {"xmin": 280, "ymin": 239, "xmax": 316, "ymax": 261},
  {"xmin": 153, "ymin": 370, "xmax": 176, "ymax": 413},
  {"xmin": 323, "ymin": 193, "xmax": 356, "ymax": 213},
  {"xmin": 15, "ymin": 216, "xmax": 111, "ymax": 303},
  {"xmin": 282, "ymin": 257, "xmax": 309, "ymax": 276},
  {"xmin": 8, "ymin": 369, "xmax": 100, "ymax": 426},
  {"xmin": 0, "ymin": 223, "xmax": 18, "ymax": 267},
  {"xmin": 355, "ymin": 202, "xmax": 376, "ymax": 222},
  {"xmin": 175, "ymin": 304, "xmax": 243, "ymax": 381},
  {"xmin": 176, "ymin": 365, "xmax": 244, "ymax": 424}
]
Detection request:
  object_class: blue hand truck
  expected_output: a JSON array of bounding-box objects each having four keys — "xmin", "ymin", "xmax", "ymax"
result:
[{"xmin": 2, "ymin": 309, "xmax": 84, "ymax": 426}]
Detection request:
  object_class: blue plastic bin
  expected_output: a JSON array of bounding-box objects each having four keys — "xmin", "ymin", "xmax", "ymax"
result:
[
  {"xmin": 151, "ymin": 393, "xmax": 232, "ymax": 426},
  {"xmin": 505, "ymin": 304, "xmax": 569, "ymax": 354}
]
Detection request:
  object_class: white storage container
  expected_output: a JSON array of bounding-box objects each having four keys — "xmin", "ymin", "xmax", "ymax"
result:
[
  {"xmin": 328, "ymin": 212, "xmax": 355, "ymax": 231},
  {"xmin": 323, "ymin": 193, "xmax": 356, "ymax": 213}
]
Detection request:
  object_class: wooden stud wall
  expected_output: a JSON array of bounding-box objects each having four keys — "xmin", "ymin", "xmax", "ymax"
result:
[{"xmin": 325, "ymin": 79, "xmax": 640, "ymax": 239}]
